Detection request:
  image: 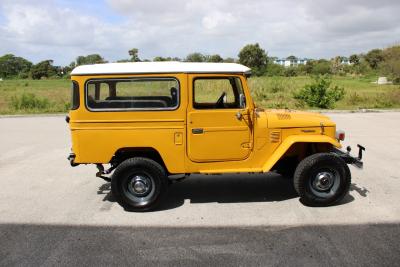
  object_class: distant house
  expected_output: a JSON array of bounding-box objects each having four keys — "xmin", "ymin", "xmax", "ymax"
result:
[
  {"xmin": 273, "ymin": 57, "xmax": 309, "ymax": 67},
  {"xmin": 340, "ymin": 57, "xmax": 351, "ymax": 65},
  {"xmin": 274, "ymin": 56, "xmax": 352, "ymax": 67}
]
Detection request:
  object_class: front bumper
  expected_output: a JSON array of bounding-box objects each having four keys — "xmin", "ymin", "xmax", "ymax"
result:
[{"xmin": 333, "ymin": 144, "xmax": 365, "ymax": 169}]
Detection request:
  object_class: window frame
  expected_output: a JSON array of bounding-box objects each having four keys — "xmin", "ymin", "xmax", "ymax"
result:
[
  {"xmin": 84, "ymin": 77, "xmax": 180, "ymax": 112},
  {"xmin": 192, "ymin": 76, "xmax": 246, "ymax": 110}
]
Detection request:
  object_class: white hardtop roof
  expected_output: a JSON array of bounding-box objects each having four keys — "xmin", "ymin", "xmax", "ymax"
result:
[{"xmin": 71, "ymin": 62, "xmax": 251, "ymax": 75}]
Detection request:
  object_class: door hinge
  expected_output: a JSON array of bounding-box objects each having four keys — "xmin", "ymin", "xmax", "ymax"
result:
[{"xmin": 241, "ymin": 142, "xmax": 252, "ymax": 149}]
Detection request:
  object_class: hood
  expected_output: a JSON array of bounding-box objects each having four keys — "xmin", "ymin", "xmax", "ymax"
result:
[{"xmin": 263, "ymin": 109, "xmax": 336, "ymax": 128}]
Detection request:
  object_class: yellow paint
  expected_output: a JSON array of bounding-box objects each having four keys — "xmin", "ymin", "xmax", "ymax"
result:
[{"xmin": 69, "ymin": 73, "xmax": 340, "ymax": 174}]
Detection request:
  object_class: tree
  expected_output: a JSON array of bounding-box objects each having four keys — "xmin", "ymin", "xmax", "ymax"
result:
[
  {"xmin": 331, "ymin": 56, "xmax": 345, "ymax": 75},
  {"xmin": 185, "ymin": 52, "xmax": 206, "ymax": 62},
  {"xmin": 364, "ymin": 49, "xmax": 384, "ymax": 69},
  {"xmin": 153, "ymin": 56, "xmax": 181, "ymax": 62},
  {"xmin": 0, "ymin": 54, "xmax": 32, "ymax": 78},
  {"xmin": 381, "ymin": 45, "xmax": 400, "ymax": 84},
  {"xmin": 286, "ymin": 55, "xmax": 297, "ymax": 61},
  {"xmin": 207, "ymin": 54, "xmax": 223, "ymax": 62},
  {"xmin": 129, "ymin": 48, "xmax": 140, "ymax": 62},
  {"xmin": 153, "ymin": 56, "xmax": 169, "ymax": 62},
  {"xmin": 223, "ymin": 57, "xmax": 235, "ymax": 63},
  {"xmin": 69, "ymin": 61, "xmax": 76, "ymax": 69},
  {"xmin": 30, "ymin": 60, "xmax": 57, "ymax": 80},
  {"xmin": 349, "ymin": 54, "xmax": 360, "ymax": 65},
  {"xmin": 76, "ymin": 54, "xmax": 105, "ymax": 66},
  {"xmin": 238, "ymin": 43, "xmax": 268, "ymax": 76},
  {"xmin": 311, "ymin": 59, "xmax": 332, "ymax": 75}
]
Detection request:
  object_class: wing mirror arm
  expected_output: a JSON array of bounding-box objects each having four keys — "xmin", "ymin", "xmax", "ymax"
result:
[
  {"xmin": 236, "ymin": 111, "xmax": 243, "ymax": 120},
  {"xmin": 239, "ymin": 93, "xmax": 246, "ymax": 109}
]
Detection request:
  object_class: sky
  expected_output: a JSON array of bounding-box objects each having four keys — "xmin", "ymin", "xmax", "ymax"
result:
[{"xmin": 0, "ymin": 0, "xmax": 399, "ymax": 66}]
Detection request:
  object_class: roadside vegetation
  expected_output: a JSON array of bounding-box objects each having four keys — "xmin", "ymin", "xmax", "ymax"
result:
[
  {"xmin": 0, "ymin": 44, "xmax": 399, "ymax": 114},
  {"xmin": 0, "ymin": 75, "xmax": 399, "ymax": 114},
  {"xmin": 0, "ymin": 79, "xmax": 70, "ymax": 114},
  {"xmin": 248, "ymin": 75, "xmax": 399, "ymax": 110}
]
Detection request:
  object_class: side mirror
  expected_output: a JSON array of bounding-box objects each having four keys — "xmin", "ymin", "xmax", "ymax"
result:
[{"xmin": 239, "ymin": 94, "xmax": 246, "ymax": 109}]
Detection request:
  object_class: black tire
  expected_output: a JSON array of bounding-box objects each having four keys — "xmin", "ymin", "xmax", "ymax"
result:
[
  {"xmin": 111, "ymin": 157, "xmax": 168, "ymax": 211},
  {"xmin": 293, "ymin": 153, "xmax": 351, "ymax": 206}
]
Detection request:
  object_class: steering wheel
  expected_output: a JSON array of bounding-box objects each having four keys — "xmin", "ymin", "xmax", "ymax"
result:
[{"xmin": 215, "ymin": 91, "xmax": 226, "ymax": 108}]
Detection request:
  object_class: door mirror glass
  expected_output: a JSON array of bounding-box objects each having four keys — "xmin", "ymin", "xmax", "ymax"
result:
[{"xmin": 239, "ymin": 93, "xmax": 246, "ymax": 109}]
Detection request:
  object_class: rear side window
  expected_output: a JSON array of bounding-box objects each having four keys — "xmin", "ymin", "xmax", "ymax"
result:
[
  {"xmin": 71, "ymin": 81, "xmax": 80, "ymax": 110},
  {"xmin": 86, "ymin": 78, "xmax": 179, "ymax": 111}
]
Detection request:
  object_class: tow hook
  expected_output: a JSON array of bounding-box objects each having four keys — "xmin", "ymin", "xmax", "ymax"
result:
[
  {"xmin": 346, "ymin": 144, "xmax": 366, "ymax": 160},
  {"xmin": 336, "ymin": 144, "xmax": 366, "ymax": 169},
  {"xmin": 357, "ymin": 144, "xmax": 366, "ymax": 160}
]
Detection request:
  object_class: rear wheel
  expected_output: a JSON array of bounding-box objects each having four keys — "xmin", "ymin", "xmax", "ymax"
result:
[
  {"xmin": 294, "ymin": 153, "xmax": 351, "ymax": 206},
  {"xmin": 111, "ymin": 157, "xmax": 168, "ymax": 211}
]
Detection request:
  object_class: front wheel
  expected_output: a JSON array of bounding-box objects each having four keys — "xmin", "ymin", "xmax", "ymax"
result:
[
  {"xmin": 111, "ymin": 157, "xmax": 168, "ymax": 211},
  {"xmin": 294, "ymin": 153, "xmax": 351, "ymax": 206}
]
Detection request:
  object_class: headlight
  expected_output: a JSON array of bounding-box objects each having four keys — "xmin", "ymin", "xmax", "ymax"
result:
[{"xmin": 336, "ymin": 130, "xmax": 345, "ymax": 141}]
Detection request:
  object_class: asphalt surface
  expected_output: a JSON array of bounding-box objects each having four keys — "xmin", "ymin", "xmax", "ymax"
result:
[{"xmin": 0, "ymin": 112, "xmax": 400, "ymax": 266}]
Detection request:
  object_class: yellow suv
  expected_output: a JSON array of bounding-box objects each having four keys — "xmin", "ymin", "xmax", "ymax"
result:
[{"xmin": 67, "ymin": 62, "xmax": 364, "ymax": 211}]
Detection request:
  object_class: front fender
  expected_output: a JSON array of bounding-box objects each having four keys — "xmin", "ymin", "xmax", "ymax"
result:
[{"xmin": 262, "ymin": 135, "xmax": 341, "ymax": 172}]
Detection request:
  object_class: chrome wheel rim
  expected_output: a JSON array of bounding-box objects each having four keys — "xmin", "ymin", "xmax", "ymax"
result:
[
  {"xmin": 309, "ymin": 169, "xmax": 340, "ymax": 198},
  {"xmin": 125, "ymin": 173, "xmax": 155, "ymax": 205}
]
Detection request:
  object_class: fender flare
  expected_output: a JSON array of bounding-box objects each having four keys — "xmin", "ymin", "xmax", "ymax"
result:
[{"xmin": 262, "ymin": 135, "xmax": 341, "ymax": 172}]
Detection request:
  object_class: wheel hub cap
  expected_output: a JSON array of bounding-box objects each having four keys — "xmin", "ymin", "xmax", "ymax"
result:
[
  {"xmin": 314, "ymin": 172, "xmax": 334, "ymax": 191},
  {"xmin": 129, "ymin": 175, "xmax": 151, "ymax": 196}
]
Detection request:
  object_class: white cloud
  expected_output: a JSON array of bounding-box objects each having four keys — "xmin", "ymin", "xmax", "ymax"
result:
[
  {"xmin": 202, "ymin": 12, "xmax": 235, "ymax": 31},
  {"xmin": 0, "ymin": 0, "xmax": 399, "ymax": 65}
]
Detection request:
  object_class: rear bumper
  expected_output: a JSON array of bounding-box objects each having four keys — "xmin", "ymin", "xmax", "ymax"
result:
[{"xmin": 333, "ymin": 144, "xmax": 365, "ymax": 169}]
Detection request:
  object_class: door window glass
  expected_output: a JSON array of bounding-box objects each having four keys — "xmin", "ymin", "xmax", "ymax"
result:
[{"xmin": 193, "ymin": 77, "xmax": 244, "ymax": 109}]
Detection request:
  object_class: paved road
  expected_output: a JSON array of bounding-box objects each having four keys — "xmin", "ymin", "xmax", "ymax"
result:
[{"xmin": 0, "ymin": 112, "xmax": 399, "ymax": 266}]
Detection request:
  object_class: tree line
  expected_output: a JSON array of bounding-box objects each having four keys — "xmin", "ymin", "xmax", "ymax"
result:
[{"xmin": 0, "ymin": 43, "xmax": 399, "ymax": 83}]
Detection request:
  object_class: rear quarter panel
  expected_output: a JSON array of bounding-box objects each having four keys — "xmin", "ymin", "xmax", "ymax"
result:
[{"xmin": 69, "ymin": 73, "xmax": 187, "ymax": 173}]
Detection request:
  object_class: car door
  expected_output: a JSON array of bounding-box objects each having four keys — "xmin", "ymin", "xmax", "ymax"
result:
[{"xmin": 187, "ymin": 75, "xmax": 252, "ymax": 162}]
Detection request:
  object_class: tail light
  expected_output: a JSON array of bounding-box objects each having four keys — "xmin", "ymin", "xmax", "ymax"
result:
[{"xmin": 336, "ymin": 130, "xmax": 345, "ymax": 141}]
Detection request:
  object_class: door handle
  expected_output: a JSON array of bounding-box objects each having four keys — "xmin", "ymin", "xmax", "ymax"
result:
[
  {"xmin": 192, "ymin": 128, "xmax": 204, "ymax": 134},
  {"xmin": 236, "ymin": 111, "xmax": 243, "ymax": 120}
]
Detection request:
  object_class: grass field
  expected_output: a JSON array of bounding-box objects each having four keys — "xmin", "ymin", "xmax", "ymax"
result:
[
  {"xmin": 0, "ymin": 76, "xmax": 399, "ymax": 114},
  {"xmin": 249, "ymin": 76, "xmax": 400, "ymax": 110}
]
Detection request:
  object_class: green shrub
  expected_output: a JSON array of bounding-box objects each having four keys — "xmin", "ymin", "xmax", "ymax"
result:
[
  {"xmin": 284, "ymin": 67, "xmax": 298, "ymax": 77},
  {"xmin": 294, "ymin": 75, "xmax": 345, "ymax": 109},
  {"xmin": 10, "ymin": 92, "xmax": 50, "ymax": 111},
  {"xmin": 266, "ymin": 63, "xmax": 285, "ymax": 76},
  {"xmin": 311, "ymin": 60, "xmax": 332, "ymax": 75}
]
